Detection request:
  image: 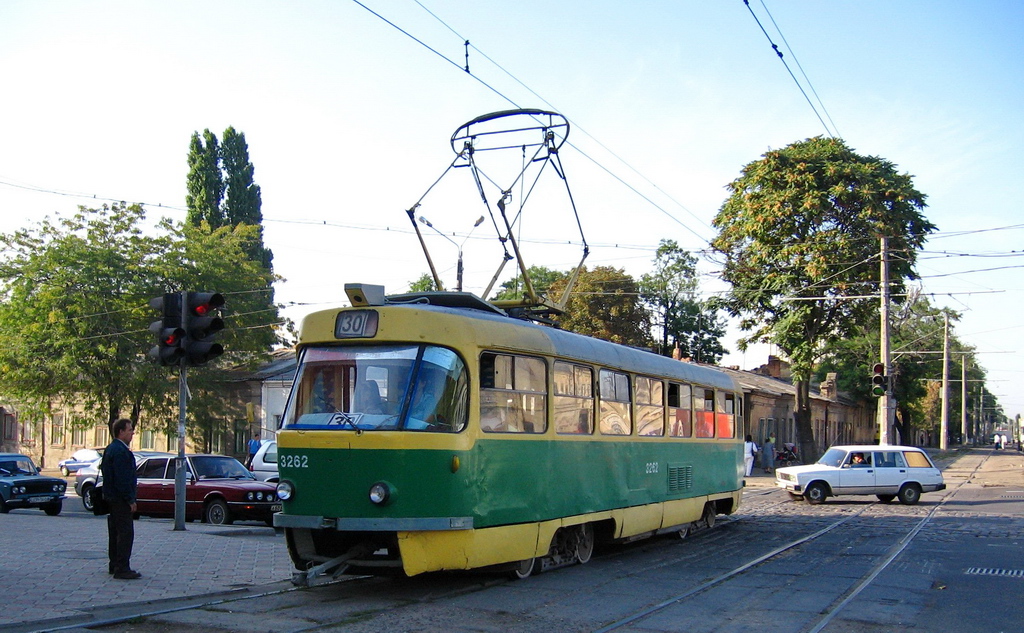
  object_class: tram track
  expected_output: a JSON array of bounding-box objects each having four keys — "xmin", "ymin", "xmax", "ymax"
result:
[{"xmin": 593, "ymin": 449, "xmax": 986, "ymax": 633}]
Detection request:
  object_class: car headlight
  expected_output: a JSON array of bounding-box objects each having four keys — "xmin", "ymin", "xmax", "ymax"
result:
[
  {"xmin": 276, "ymin": 481, "xmax": 294, "ymax": 501},
  {"xmin": 14, "ymin": 485, "xmax": 25, "ymax": 494},
  {"xmin": 369, "ymin": 481, "xmax": 394, "ymax": 506}
]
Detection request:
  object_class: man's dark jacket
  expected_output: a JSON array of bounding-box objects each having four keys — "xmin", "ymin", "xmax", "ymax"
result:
[{"xmin": 101, "ymin": 439, "xmax": 137, "ymax": 503}]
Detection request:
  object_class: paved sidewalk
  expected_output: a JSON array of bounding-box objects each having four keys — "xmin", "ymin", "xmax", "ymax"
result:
[{"xmin": 0, "ymin": 510, "xmax": 294, "ymax": 629}]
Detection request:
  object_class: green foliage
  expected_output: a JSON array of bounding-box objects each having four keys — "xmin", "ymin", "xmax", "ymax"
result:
[
  {"xmin": 639, "ymin": 239, "xmax": 727, "ymax": 363},
  {"xmin": 185, "ymin": 130, "xmax": 225, "ymax": 228},
  {"xmin": 712, "ymin": 137, "xmax": 935, "ymax": 456},
  {"xmin": 712, "ymin": 136, "xmax": 935, "ymax": 379},
  {"xmin": 549, "ymin": 266, "xmax": 651, "ymax": 348},
  {"xmin": 0, "ymin": 203, "xmax": 284, "ymax": 438},
  {"xmin": 408, "ymin": 273, "xmax": 437, "ymax": 292},
  {"xmin": 490, "ymin": 266, "xmax": 566, "ymax": 302}
]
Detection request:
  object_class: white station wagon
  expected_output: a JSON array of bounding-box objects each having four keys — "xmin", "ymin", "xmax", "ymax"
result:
[{"xmin": 775, "ymin": 444, "xmax": 945, "ymax": 505}]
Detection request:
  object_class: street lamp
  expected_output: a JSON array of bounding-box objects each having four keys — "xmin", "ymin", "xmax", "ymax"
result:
[{"xmin": 418, "ymin": 215, "xmax": 485, "ymax": 292}]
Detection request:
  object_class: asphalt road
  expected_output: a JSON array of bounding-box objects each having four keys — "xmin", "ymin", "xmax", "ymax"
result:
[{"xmin": 3, "ymin": 446, "xmax": 1021, "ymax": 633}]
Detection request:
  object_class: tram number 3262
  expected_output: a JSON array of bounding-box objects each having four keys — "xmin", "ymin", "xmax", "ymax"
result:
[
  {"xmin": 645, "ymin": 462, "xmax": 659, "ymax": 474},
  {"xmin": 280, "ymin": 455, "xmax": 309, "ymax": 469}
]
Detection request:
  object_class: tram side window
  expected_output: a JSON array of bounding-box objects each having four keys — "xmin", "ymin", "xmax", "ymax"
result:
[
  {"xmin": 553, "ymin": 361, "xmax": 594, "ymax": 434},
  {"xmin": 598, "ymin": 369, "xmax": 631, "ymax": 435},
  {"xmin": 716, "ymin": 391, "xmax": 736, "ymax": 439},
  {"xmin": 667, "ymin": 382, "xmax": 692, "ymax": 437},
  {"xmin": 635, "ymin": 376, "xmax": 664, "ymax": 436},
  {"xmin": 693, "ymin": 388, "xmax": 715, "ymax": 438},
  {"xmin": 480, "ymin": 353, "xmax": 547, "ymax": 433}
]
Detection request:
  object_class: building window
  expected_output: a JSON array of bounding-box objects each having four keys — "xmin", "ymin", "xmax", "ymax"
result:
[
  {"xmin": 94, "ymin": 425, "xmax": 110, "ymax": 447},
  {"xmin": 50, "ymin": 413, "xmax": 65, "ymax": 446},
  {"xmin": 71, "ymin": 426, "xmax": 87, "ymax": 446},
  {"xmin": 3, "ymin": 412, "xmax": 15, "ymax": 440},
  {"xmin": 141, "ymin": 429, "xmax": 155, "ymax": 450}
]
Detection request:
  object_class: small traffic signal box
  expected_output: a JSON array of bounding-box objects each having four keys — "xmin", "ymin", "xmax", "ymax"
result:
[
  {"xmin": 183, "ymin": 292, "xmax": 225, "ymax": 366},
  {"xmin": 148, "ymin": 293, "xmax": 186, "ymax": 366},
  {"xmin": 871, "ymin": 362, "xmax": 887, "ymax": 397}
]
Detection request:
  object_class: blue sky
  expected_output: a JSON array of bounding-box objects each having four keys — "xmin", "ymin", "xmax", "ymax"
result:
[{"xmin": 2, "ymin": 1, "xmax": 1022, "ymax": 423}]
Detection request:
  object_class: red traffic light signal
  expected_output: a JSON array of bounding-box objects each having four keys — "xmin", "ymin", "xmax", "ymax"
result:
[
  {"xmin": 871, "ymin": 363, "xmax": 887, "ymax": 397},
  {"xmin": 182, "ymin": 292, "xmax": 225, "ymax": 366},
  {"xmin": 148, "ymin": 293, "xmax": 185, "ymax": 366}
]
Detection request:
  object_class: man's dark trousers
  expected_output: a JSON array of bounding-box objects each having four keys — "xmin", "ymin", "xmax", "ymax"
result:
[{"xmin": 107, "ymin": 498, "xmax": 134, "ymax": 573}]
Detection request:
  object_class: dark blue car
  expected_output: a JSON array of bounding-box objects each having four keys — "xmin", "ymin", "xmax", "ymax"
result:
[{"xmin": 0, "ymin": 453, "xmax": 67, "ymax": 515}]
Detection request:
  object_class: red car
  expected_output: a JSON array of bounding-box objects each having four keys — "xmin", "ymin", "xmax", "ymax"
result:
[{"xmin": 131, "ymin": 454, "xmax": 280, "ymax": 525}]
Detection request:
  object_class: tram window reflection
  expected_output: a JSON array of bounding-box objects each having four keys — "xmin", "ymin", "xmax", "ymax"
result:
[
  {"xmin": 635, "ymin": 376, "xmax": 664, "ymax": 437},
  {"xmin": 668, "ymin": 383, "xmax": 692, "ymax": 437},
  {"xmin": 554, "ymin": 361, "xmax": 594, "ymax": 434},
  {"xmin": 480, "ymin": 353, "xmax": 547, "ymax": 433},
  {"xmin": 694, "ymin": 388, "xmax": 715, "ymax": 438},
  {"xmin": 599, "ymin": 369, "xmax": 631, "ymax": 435}
]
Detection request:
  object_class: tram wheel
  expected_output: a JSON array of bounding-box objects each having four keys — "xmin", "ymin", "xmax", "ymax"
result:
[
  {"xmin": 575, "ymin": 524, "xmax": 595, "ymax": 564},
  {"xmin": 702, "ymin": 503, "xmax": 716, "ymax": 529},
  {"xmin": 676, "ymin": 524, "xmax": 690, "ymax": 539},
  {"xmin": 509, "ymin": 558, "xmax": 536, "ymax": 580}
]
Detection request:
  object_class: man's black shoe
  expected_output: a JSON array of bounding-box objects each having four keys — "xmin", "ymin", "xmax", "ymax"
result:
[{"xmin": 113, "ymin": 570, "xmax": 141, "ymax": 580}]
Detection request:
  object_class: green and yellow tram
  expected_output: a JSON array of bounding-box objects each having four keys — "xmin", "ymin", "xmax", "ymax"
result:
[{"xmin": 275, "ymin": 285, "xmax": 744, "ymax": 581}]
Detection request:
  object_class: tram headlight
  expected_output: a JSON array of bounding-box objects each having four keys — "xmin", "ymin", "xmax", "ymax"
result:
[
  {"xmin": 276, "ymin": 481, "xmax": 294, "ymax": 501},
  {"xmin": 369, "ymin": 481, "xmax": 394, "ymax": 506}
]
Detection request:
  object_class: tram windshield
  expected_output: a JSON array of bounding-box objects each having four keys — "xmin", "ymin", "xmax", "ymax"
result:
[{"xmin": 282, "ymin": 344, "xmax": 468, "ymax": 432}]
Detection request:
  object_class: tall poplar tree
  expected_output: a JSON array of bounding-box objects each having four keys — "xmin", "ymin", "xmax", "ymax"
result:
[{"xmin": 185, "ymin": 129, "xmax": 224, "ymax": 227}]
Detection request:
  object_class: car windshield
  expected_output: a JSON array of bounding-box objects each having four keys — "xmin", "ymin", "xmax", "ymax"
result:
[
  {"xmin": 282, "ymin": 344, "xmax": 469, "ymax": 433},
  {"xmin": 0, "ymin": 457, "xmax": 37, "ymax": 476},
  {"xmin": 817, "ymin": 448, "xmax": 847, "ymax": 468},
  {"xmin": 191, "ymin": 456, "xmax": 254, "ymax": 480}
]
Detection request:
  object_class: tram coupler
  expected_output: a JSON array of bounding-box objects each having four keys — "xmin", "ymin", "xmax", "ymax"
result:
[{"xmin": 291, "ymin": 545, "xmax": 371, "ymax": 587}]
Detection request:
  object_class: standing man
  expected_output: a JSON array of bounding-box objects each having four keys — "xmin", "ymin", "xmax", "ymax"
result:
[
  {"xmin": 246, "ymin": 431, "xmax": 262, "ymax": 468},
  {"xmin": 102, "ymin": 418, "xmax": 140, "ymax": 580}
]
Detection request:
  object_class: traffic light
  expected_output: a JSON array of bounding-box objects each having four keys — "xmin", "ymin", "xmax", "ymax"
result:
[
  {"xmin": 871, "ymin": 362, "xmax": 887, "ymax": 397},
  {"xmin": 148, "ymin": 293, "xmax": 185, "ymax": 366},
  {"xmin": 182, "ymin": 292, "xmax": 225, "ymax": 366}
]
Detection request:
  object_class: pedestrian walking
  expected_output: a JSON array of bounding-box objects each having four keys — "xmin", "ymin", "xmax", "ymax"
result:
[
  {"xmin": 246, "ymin": 431, "xmax": 262, "ymax": 468},
  {"xmin": 101, "ymin": 418, "xmax": 140, "ymax": 580},
  {"xmin": 743, "ymin": 435, "xmax": 758, "ymax": 477},
  {"xmin": 762, "ymin": 433, "xmax": 776, "ymax": 473}
]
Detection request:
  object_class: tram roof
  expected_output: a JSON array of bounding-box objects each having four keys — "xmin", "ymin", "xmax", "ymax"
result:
[{"xmin": 378, "ymin": 293, "xmax": 740, "ymax": 393}]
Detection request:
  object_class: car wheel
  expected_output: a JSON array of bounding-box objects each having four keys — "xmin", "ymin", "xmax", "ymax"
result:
[
  {"xmin": 61, "ymin": 466, "xmax": 70, "ymax": 477},
  {"xmin": 876, "ymin": 494, "xmax": 896, "ymax": 504},
  {"xmin": 897, "ymin": 483, "xmax": 922, "ymax": 506},
  {"xmin": 43, "ymin": 500, "xmax": 62, "ymax": 516},
  {"xmin": 509, "ymin": 558, "xmax": 536, "ymax": 580},
  {"xmin": 805, "ymin": 482, "xmax": 828, "ymax": 505},
  {"xmin": 81, "ymin": 484, "xmax": 95, "ymax": 511},
  {"xmin": 205, "ymin": 499, "xmax": 233, "ymax": 525}
]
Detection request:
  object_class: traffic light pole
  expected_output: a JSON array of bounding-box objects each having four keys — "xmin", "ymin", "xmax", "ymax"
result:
[
  {"xmin": 174, "ymin": 292, "xmax": 188, "ymax": 531},
  {"xmin": 878, "ymin": 236, "xmax": 892, "ymax": 445}
]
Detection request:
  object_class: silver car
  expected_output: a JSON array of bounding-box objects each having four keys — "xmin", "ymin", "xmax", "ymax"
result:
[{"xmin": 76, "ymin": 450, "xmax": 172, "ymax": 511}]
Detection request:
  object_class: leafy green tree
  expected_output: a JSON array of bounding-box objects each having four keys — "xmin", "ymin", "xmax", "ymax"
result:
[
  {"xmin": 549, "ymin": 266, "xmax": 651, "ymax": 347},
  {"xmin": 408, "ymin": 273, "xmax": 437, "ymax": 292},
  {"xmin": 185, "ymin": 129, "xmax": 225, "ymax": 228},
  {"xmin": 221, "ymin": 127, "xmax": 272, "ymax": 270},
  {"xmin": 0, "ymin": 204, "xmax": 283, "ymax": 445},
  {"xmin": 639, "ymin": 239, "xmax": 727, "ymax": 363},
  {"xmin": 712, "ymin": 137, "xmax": 935, "ymax": 460},
  {"xmin": 490, "ymin": 266, "xmax": 566, "ymax": 303}
]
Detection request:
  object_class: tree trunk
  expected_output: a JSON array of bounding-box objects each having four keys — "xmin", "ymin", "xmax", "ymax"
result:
[{"xmin": 794, "ymin": 379, "xmax": 818, "ymax": 463}]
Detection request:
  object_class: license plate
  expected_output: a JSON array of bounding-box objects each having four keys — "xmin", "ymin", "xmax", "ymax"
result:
[
  {"xmin": 28, "ymin": 496, "xmax": 52, "ymax": 503},
  {"xmin": 271, "ymin": 504, "xmax": 282, "ymax": 512}
]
